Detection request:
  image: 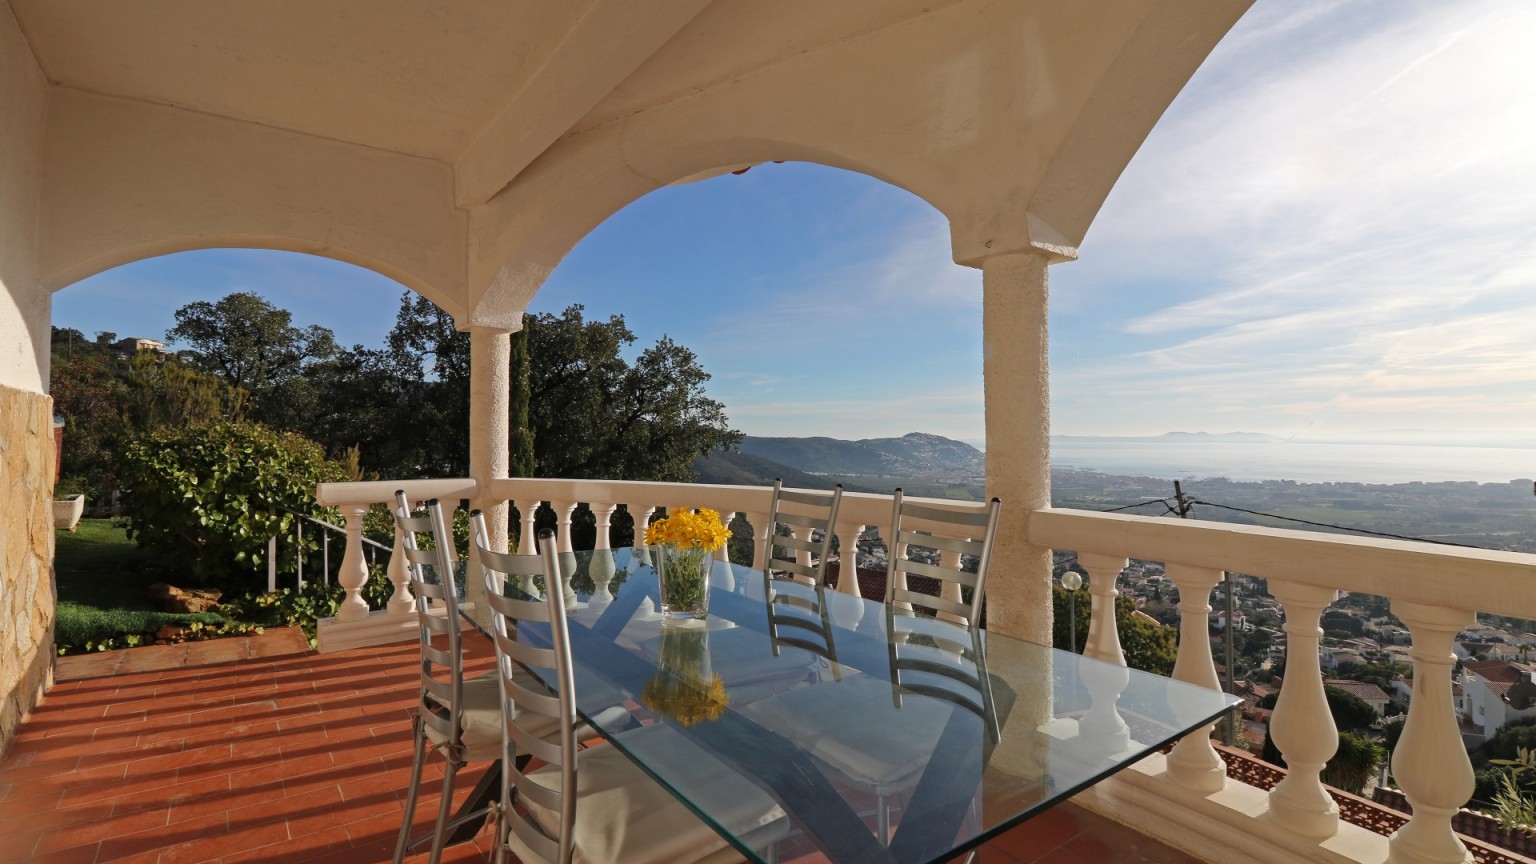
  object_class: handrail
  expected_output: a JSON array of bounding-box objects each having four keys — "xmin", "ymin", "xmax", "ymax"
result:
[
  {"xmin": 1029, "ymin": 504, "xmax": 1532, "ymax": 864},
  {"xmin": 1029, "ymin": 507, "xmax": 1536, "ymax": 618}
]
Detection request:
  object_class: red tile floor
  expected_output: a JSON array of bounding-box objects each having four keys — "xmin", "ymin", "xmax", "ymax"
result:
[{"xmin": 0, "ymin": 629, "xmax": 1202, "ymax": 864}]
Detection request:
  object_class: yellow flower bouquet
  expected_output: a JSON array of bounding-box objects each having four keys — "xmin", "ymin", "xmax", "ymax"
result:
[
  {"xmin": 643, "ymin": 624, "xmax": 729, "ymax": 727},
  {"xmin": 645, "ymin": 507, "xmax": 730, "ymax": 619}
]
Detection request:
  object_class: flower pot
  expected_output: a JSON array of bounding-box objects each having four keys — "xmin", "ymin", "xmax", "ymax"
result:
[{"xmin": 53, "ymin": 494, "xmax": 85, "ymax": 531}]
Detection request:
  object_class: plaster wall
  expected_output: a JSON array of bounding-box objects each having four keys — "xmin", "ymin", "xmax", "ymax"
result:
[
  {"xmin": 38, "ymin": 89, "xmax": 468, "ymax": 315},
  {"xmin": 0, "ymin": 1, "xmax": 49, "ymax": 394}
]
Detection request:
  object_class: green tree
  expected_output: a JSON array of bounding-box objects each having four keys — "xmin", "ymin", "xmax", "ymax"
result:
[
  {"xmin": 122, "ymin": 351, "xmax": 245, "ymax": 431},
  {"xmin": 118, "ymin": 421, "xmax": 353, "ymax": 587},
  {"xmin": 526, "ymin": 305, "xmax": 741, "ymax": 481},
  {"xmin": 1323, "ymin": 731, "xmax": 1386, "ymax": 795},
  {"xmin": 167, "ymin": 292, "xmax": 336, "ymax": 421},
  {"xmin": 1051, "ymin": 584, "xmax": 1177, "ymax": 676},
  {"xmin": 1256, "ymin": 686, "xmax": 1377, "ymax": 733}
]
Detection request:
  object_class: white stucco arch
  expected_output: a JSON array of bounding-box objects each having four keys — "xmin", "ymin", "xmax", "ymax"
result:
[
  {"xmin": 467, "ymin": 132, "xmax": 949, "ymax": 330},
  {"xmin": 466, "ymin": 0, "xmax": 1246, "ymax": 329},
  {"xmin": 38, "ymin": 88, "xmax": 468, "ymax": 318}
]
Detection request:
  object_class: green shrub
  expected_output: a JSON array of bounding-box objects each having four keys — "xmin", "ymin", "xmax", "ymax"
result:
[
  {"xmin": 118, "ymin": 420, "xmax": 353, "ymax": 590},
  {"xmin": 222, "ymin": 563, "xmax": 393, "ymax": 646}
]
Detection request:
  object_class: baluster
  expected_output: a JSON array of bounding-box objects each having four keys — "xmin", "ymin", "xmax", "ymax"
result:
[
  {"xmin": 716, "ymin": 511, "xmax": 737, "ymax": 562},
  {"xmin": 1078, "ymin": 552, "xmax": 1126, "ymax": 665},
  {"xmin": 267, "ymin": 506, "xmax": 278, "ymax": 592},
  {"xmin": 631, "ymin": 504, "xmax": 656, "ymax": 569},
  {"xmin": 550, "ymin": 498, "xmax": 577, "ymax": 566},
  {"xmin": 745, "ymin": 512, "xmax": 770, "ymax": 570},
  {"xmin": 589, "ymin": 502, "xmax": 618, "ymax": 605},
  {"xmin": 1267, "ymin": 581, "xmax": 1340, "ymax": 838},
  {"xmin": 937, "ymin": 545, "xmax": 964, "ymax": 623},
  {"xmin": 1074, "ymin": 552, "xmax": 1130, "ymax": 756},
  {"xmin": 1389, "ymin": 601, "xmax": 1476, "ymax": 864},
  {"xmin": 889, "ymin": 527, "xmax": 914, "ymax": 611},
  {"xmin": 387, "ymin": 521, "xmax": 413, "ymax": 615},
  {"xmin": 1164, "ymin": 563, "xmax": 1228, "ymax": 793},
  {"xmin": 515, "ymin": 499, "xmax": 539, "ymax": 555},
  {"xmin": 591, "ymin": 502, "xmax": 617, "ymax": 550},
  {"xmin": 335, "ymin": 504, "xmax": 370, "ymax": 621},
  {"xmin": 834, "ymin": 521, "xmax": 865, "ymax": 598},
  {"xmin": 796, "ymin": 528, "xmax": 814, "ymax": 585}
]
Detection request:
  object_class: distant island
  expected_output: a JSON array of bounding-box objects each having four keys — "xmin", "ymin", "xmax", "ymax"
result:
[{"xmin": 1055, "ymin": 431, "xmax": 1279, "ymax": 444}]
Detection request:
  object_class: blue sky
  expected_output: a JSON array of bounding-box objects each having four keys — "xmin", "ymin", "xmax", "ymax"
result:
[{"xmin": 52, "ymin": 0, "xmax": 1536, "ymax": 446}]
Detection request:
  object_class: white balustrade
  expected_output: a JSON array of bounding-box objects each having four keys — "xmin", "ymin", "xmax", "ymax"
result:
[
  {"xmin": 937, "ymin": 546, "xmax": 964, "ymax": 623},
  {"xmin": 745, "ymin": 511, "xmax": 770, "ymax": 569},
  {"xmin": 1389, "ymin": 601, "xmax": 1476, "ymax": 864},
  {"xmin": 834, "ymin": 521, "xmax": 865, "ymax": 598},
  {"xmin": 1163, "ymin": 563, "xmax": 1227, "ymax": 793},
  {"xmin": 591, "ymin": 502, "xmax": 617, "ymax": 550},
  {"xmin": 716, "ymin": 511, "xmax": 737, "ymax": 563},
  {"xmin": 335, "ymin": 503, "xmax": 372, "ymax": 622},
  {"xmin": 1265, "ymin": 581, "xmax": 1341, "ymax": 838},
  {"xmin": 1078, "ymin": 552, "xmax": 1126, "ymax": 666}
]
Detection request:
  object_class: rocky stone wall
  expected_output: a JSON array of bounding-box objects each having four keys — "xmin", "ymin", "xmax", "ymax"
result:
[{"xmin": 0, "ymin": 384, "xmax": 55, "ymax": 756}]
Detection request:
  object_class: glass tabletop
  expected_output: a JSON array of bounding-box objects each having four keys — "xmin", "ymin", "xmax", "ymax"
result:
[{"xmin": 483, "ymin": 547, "xmax": 1239, "ymax": 864}]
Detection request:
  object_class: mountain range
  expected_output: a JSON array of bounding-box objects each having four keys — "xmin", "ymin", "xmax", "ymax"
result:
[{"xmin": 693, "ymin": 432, "xmax": 984, "ymax": 487}]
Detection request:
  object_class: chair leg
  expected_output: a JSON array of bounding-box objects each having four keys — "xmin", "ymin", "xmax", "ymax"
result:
[
  {"xmin": 427, "ymin": 753, "xmax": 460, "ymax": 864},
  {"xmin": 876, "ymin": 794, "xmax": 890, "ymax": 845},
  {"xmin": 394, "ymin": 713, "xmax": 428, "ymax": 864}
]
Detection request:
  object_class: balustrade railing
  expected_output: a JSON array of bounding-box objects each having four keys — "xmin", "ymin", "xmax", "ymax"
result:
[
  {"xmin": 1031, "ymin": 506, "xmax": 1536, "ymax": 864},
  {"xmin": 306, "ymin": 477, "xmax": 1536, "ymax": 864}
]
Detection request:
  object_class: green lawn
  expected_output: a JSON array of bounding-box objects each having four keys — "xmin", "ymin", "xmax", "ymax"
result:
[{"xmin": 53, "ymin": 519, "xmax": 226, "ymax": 649}]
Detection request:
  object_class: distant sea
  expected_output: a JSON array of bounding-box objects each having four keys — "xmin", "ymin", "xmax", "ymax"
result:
[{"xmin": 1050, "ymin": 440, "xmax": 1536, "ymax": 485}]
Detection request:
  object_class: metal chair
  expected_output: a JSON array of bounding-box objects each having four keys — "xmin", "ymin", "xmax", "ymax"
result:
[
  {"xmin": 762, "ymin": 479, "xmax": 843, "ymax": 586},
  {"xmin": 478, "ymin": 520, "xmax": 786, "ymax": 864},
  {"xmin": 392, "ymin": 493, "xmax": 502, "ymax": 864},
  {"xmin": 883, "ymin": 490, "xmax": 1001, "ymax": 626}
]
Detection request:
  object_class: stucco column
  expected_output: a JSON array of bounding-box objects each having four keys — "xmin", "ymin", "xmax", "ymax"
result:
[
  {"xmin": 981, "ymin": 251, "xmax": 1052, "ymax": 645},
  {"xmin": 467, "ymin": 326, "xmax": 512, "ymax": 622}
]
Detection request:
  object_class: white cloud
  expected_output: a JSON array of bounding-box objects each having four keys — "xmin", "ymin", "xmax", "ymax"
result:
[{"xmin": 1051, "ymin": 0, "xmax": 1536, "ymax": 437}]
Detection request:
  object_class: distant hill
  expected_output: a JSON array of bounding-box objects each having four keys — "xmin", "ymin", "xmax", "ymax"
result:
[
  {"xmin": 691, "ymin": 448, "xmax": 832, "ymax": 488},
  {"xmin": 736, "ymin": 432, "xmax": 985, "ymax": 480}
]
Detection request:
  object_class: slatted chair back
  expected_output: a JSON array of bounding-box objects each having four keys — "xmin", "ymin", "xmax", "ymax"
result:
[
  {"xmin": 886, "ymin": 610, "xmax": 1000, "ymax": 743},
  {"xmin": 393, "ymin": 493, "xmax": 468, "ymax": 757},
  {"xmin": 473, "ymin": 515, "xmax": 578, "ymax": 864},
  {"xmin": 763, "ymin": 479, "xmax": 843, "ymax": 586},
  {"xmin": 884, "ymin": 491, "xmax": 1001, "ymax": 628},
  {"xmin": 762, "ymin": 571, "xmax": 839, "ymax": 675}
]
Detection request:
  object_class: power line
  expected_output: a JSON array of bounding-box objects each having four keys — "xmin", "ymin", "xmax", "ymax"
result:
[
  {"xmin": 1097, "ymin": 497, "xmax": 1176, "ymax": 513},
  {"xmin": 1186, "ymin": 499, "xmax": 1483, "ymax": 549}
]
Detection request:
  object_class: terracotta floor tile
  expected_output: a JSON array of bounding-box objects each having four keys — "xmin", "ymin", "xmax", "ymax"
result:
[{"xmin": 2, "ymin": 631, "xmax": 1210, "ymax": 864}]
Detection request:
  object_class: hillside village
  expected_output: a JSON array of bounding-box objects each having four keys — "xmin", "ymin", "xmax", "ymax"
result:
[{"xmin": 740, "ymin": 431, "xmax": 1536, "ymax": 787}]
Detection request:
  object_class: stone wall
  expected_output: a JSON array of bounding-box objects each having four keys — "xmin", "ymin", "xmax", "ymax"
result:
[{"xmin": 0, "ymin": 384, "xmax": 55, "ymax": 756}]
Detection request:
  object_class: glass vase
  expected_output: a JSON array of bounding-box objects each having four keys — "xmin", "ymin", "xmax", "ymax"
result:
[{"xmin": 656, "ymin": 543, "xmax": 712, "ymax": 619}]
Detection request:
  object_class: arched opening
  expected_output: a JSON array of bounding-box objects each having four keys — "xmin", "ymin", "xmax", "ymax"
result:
[{"xmin": 47, "ymin": 247, "xmax": 456, "ymax": 651}]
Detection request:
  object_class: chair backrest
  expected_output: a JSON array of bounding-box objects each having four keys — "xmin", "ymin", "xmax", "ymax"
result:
[
  {"xmin": 474, "ymin": 513, "xmax": 578, "ymax": 864},
  {"xmin": 884, "ymin": 490, "xmax": 1001, "ymax": 628},
  {"xmin": 762, "ymin": 570, "xmax": 839, "ymax": 673},
  {"xmin": 393, "ymin": 492, "xmax": 467, "ymax": 754},
  {"xmin": 885, "ymin": 610, "xmax": 1000, "ymax": 744},
  {"xmin": 763, "ymin": 479, "xmax": 843, "ymax": 586}
]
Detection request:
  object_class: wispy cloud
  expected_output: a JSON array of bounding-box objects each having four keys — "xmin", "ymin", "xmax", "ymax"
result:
[{"xmin": 1051, "ymin": 0, "xmax": 1536, "ymax": 437}]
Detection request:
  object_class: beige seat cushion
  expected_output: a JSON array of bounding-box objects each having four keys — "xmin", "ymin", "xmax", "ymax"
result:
[
  {"xmin": 514, "ymin": 724, "xmax": 786, "ymax": 864},
  {"xmin": 424, "ymin": 669, "xmax": 560, "ymax": 757}
]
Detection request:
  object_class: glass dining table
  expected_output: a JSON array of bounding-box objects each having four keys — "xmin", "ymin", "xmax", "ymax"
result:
[{"xmin": 460, "ymin": 547, "xmax": 1238, "ymax": 864}]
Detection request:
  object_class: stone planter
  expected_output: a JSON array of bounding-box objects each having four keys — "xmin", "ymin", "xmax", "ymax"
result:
[{"xmin": 52, "ymin": 494, "xmax": 85, "ymax": 531}]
